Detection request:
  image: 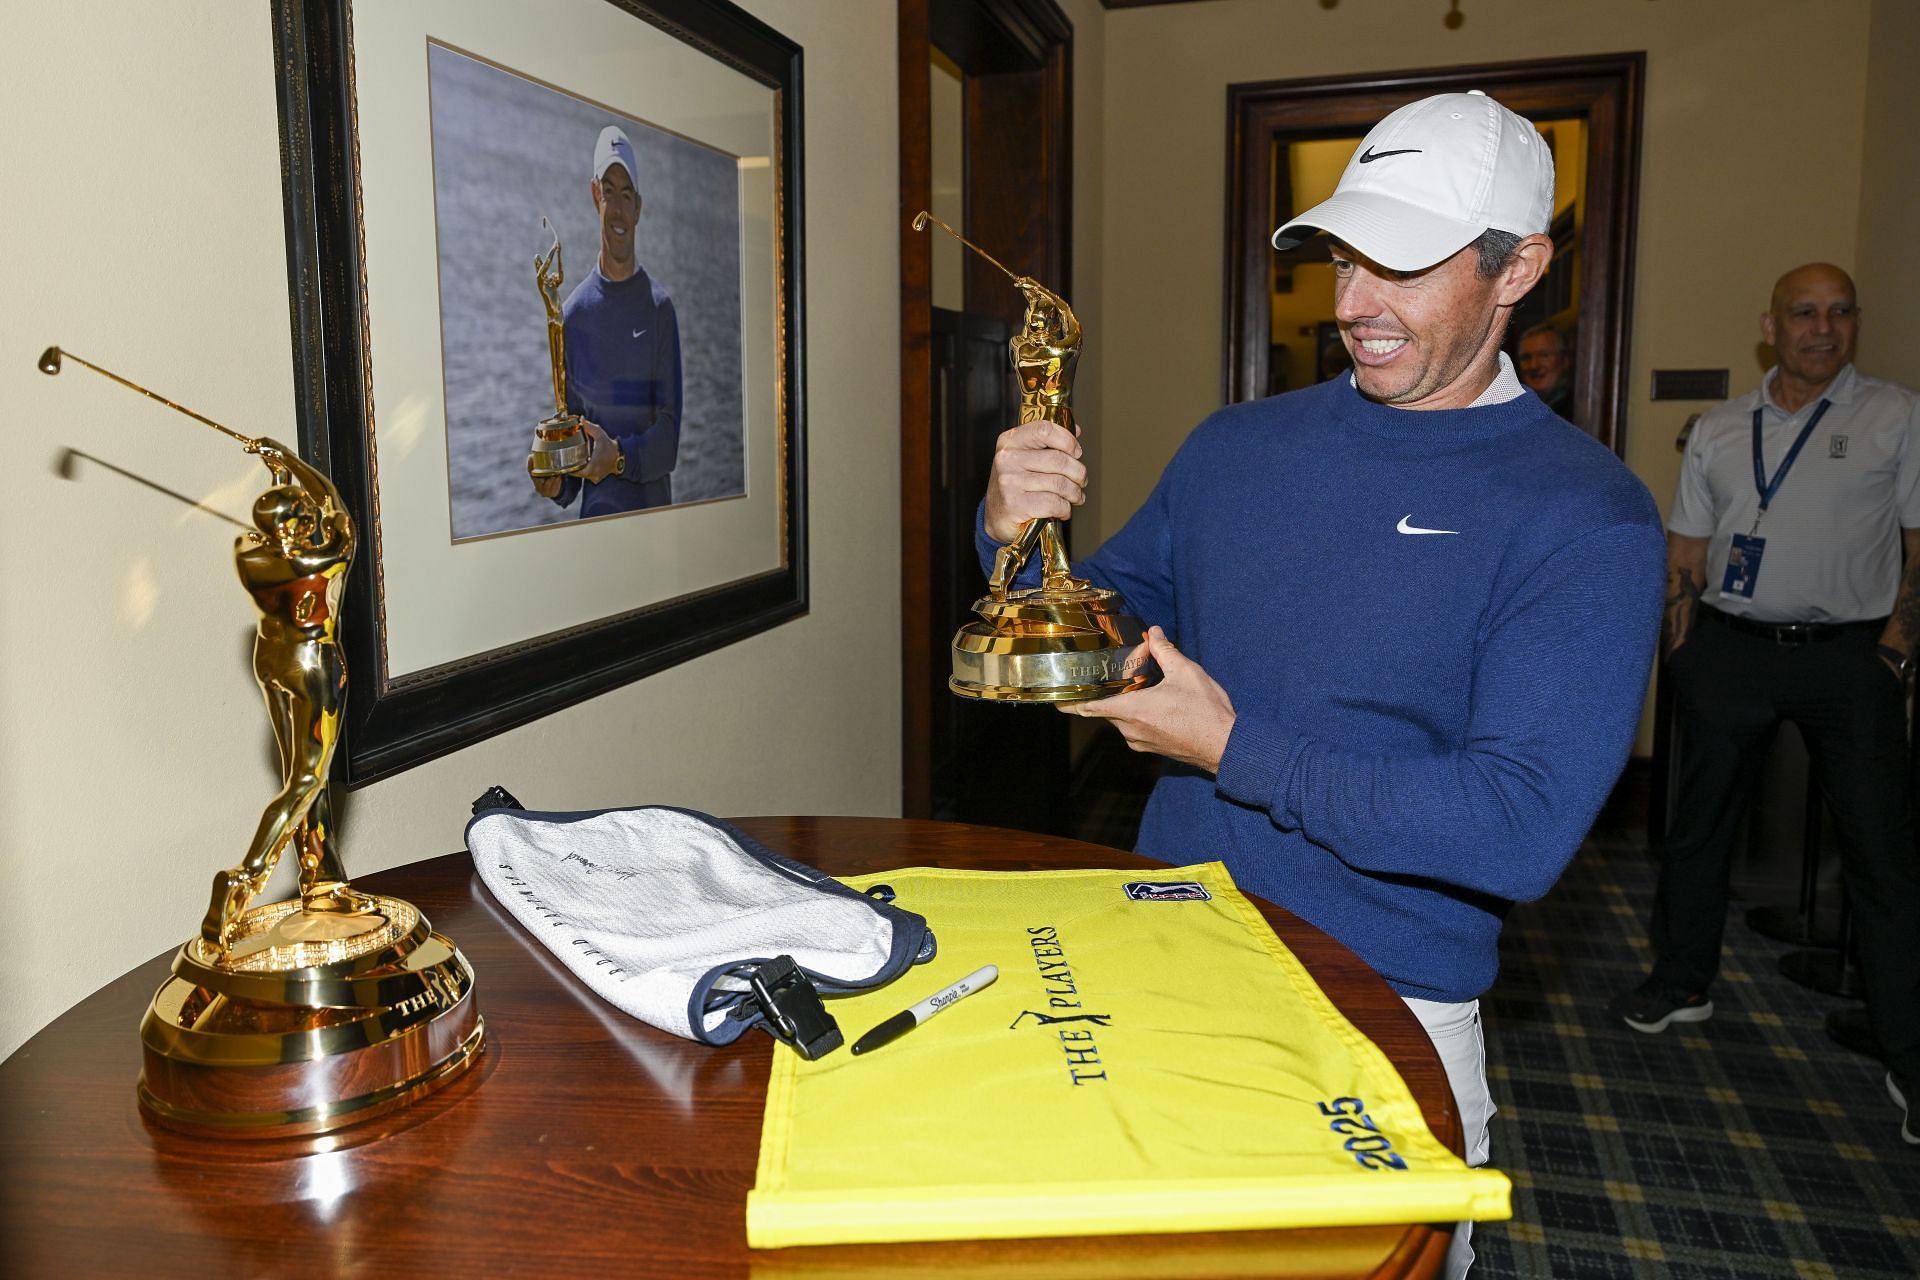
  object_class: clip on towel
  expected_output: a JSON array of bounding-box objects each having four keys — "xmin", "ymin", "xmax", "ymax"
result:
[
  {"xmin": 472, "ymin": 784, "xmax": 524, "ymax": 814},
  {"xmin": 747, "ymin": 956, "xmax": 843, "ymax": 1060}
]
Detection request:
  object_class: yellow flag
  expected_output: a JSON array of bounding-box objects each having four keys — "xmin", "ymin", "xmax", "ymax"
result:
[{"xmin": 748, "ymin": 862, "xmax": 1510, "ymax": 1248}]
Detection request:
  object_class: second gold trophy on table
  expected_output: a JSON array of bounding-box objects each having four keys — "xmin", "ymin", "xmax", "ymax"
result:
[
  {"xmin": 40, "ymin": 345, "xmax": 484, "ymax": 1139},
  {"xmin": 915, "ymin": 212, "xmax": 1147, "ymax": 705}
]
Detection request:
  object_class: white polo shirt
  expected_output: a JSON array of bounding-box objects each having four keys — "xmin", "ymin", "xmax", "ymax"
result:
[{"xmin": 1669, "ymin": 364, "xmax": 1920, "ymax": 623}]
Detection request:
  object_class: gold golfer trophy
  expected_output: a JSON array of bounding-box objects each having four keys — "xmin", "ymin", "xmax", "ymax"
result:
[
  {"xmin": 914, "ymin": 213, "xmax": 1148, "ymax": 702},
  {"xmin": 39, "ymin": 345, "xmax": 485, "ymax": 1138},
  {"xmin": 528, "ymin": 216, "xmax": 592, "ymax": 478}
]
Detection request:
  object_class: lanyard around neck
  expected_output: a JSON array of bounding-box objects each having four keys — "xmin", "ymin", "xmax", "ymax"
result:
[{"xmin": 1749, "ymin": 398, "xmax": 1831, "ymax": 531}]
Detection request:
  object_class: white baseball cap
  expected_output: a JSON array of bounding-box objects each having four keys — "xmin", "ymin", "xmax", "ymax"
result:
[
  {"xmin": 593, "ymin": 125, "xmax": 638, "ymax": 185},
  {"xmin": 1271, "ymin": 90, "xmax": 1554, "ymax": 272}
]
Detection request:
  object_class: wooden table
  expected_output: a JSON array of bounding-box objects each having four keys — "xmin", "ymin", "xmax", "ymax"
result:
[{"xmin": 0, "ymin": 817, "xmax": 1458, "ymax": 1278}]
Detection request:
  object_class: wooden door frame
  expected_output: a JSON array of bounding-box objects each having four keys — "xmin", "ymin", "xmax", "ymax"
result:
[
  {"xmin": 900, "ymin": 0, "xmax": 934, "ymax": 818},
  {"xmin": 1225, "ymin": 53, "xmax": 1645, "ymax": 455},
  {"xmin": 899, "ymin": 0, "xmax": 1072, "ymax": 818}
]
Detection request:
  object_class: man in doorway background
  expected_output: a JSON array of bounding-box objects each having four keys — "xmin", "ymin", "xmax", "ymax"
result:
[
  {"xmin": 980, "ymin": 90, "xmax": 1665, "ymax": 1274},
  {"xmin": 532, "ymin": 124, "xmax": 683, "ymax": 515},
  {"xmin": 1610, "ymin": 262, "xmax": 1920, "ymax": 1147},
  {"xmin": 1516, "ymin": 321, "xmax": 1573, "ymax": 418}
]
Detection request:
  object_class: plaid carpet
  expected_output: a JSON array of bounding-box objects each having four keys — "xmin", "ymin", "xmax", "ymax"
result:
[{"xmin": 1066, "ymin": 733, "xmax": 1920, "ymax": 1278}]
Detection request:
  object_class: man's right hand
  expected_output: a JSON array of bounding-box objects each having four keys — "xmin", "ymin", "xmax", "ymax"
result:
[{"xmin": 984, "ymin": 419, "xmax": 1086, "ymax": 544}]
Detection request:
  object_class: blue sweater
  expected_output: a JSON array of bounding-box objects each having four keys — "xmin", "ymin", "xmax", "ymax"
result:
[
  {"xmin": 980, "ymin": 376, "xmax": 1665, "ymax": 1001},
  {"xmin": 549, "ymin": 265, "xmax": 683, "ymax": 516}
]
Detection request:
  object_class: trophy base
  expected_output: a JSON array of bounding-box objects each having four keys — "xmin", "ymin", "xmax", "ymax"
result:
[
  {"xmin": 137, "ymin": 895, "xmax": 485, "ymax": 1139},
  {"xmin": 528, "ymin": 413, "xmax": 591, "ymax": 478},
  {"xmin": 950, "ymin": 586, "xmax": 1149, "ymax": 703}
]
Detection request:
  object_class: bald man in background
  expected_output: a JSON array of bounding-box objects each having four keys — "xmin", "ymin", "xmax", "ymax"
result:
[{"xmin": 1610, "ymin": 263, "xmax": 1920, "ymax": 1147}]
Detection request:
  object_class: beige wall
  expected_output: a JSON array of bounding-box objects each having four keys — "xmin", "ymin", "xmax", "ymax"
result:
[
  {"xmin": 1085, "ymin": 0, "xmax": 1887, "ymax": 755},
  {"xmin": 1855, "ymin": 0, "xmax": 1920, "ymax": 389},
  {"xmin": 0, "ymin": 0, "xmax": 902, "ymax": 1059}
]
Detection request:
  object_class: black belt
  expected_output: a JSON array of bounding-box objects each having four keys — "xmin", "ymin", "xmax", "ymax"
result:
[{"xmin": 1700, "ymin": 606, "xmax": 1884, "ymax": 646}]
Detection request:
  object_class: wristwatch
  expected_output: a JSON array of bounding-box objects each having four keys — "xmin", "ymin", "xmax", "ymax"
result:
[
  {"xmin": 612, "ymin": 442, "xmax": 626, "ymax": 476},
  {"xmin": 1877, "ymin": 643, "xmax": 1915, "ymax": 682}
]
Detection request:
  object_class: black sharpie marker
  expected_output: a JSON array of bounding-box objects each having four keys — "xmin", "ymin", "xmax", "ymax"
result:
[{"xmin": 850, "ymin": 965, "xmax": 998, "ymax": 1056}]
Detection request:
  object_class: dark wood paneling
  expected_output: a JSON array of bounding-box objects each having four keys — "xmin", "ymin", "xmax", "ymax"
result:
[
  {"xmin": 900, "ymin": 0, "xmax": 935, "ymax": 818},
  {"xmin": 0, "ymin": 818, "xmax": 1458, "ymax": 1278},
  {"xmin": 934, "ymin": 0, "xmax": 1069, "ymax": 72},
  {"xmin": 901, "ymin": 0, "xmax": 1074, "ymax": 821},
  {"xmin": 965, "ymin": 65, "xmax": 1067, "ymax": 325},
  {"xmin": 928, "ymin": 310, "xmax": 1072, "ymax": 832},
  {"xmin": 1225, "ymin": 54, "xmax": 1646, "ymax": 456}
]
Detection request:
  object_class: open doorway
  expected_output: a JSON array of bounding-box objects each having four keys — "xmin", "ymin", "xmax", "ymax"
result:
[{"xmin": 899, "ymin": 0, "xmax": 1075, "ymax": 827}]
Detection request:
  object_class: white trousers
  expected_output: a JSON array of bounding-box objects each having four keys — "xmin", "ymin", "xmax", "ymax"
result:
[{"xmin": 1403, "ymin": 996, "xmax": 1494, "ymax": 1280}]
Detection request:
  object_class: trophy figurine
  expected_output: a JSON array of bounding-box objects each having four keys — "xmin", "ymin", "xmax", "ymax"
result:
[
  {"xmin": 528, "ymin": 217, "xmax": 592, "ymax": 478},
  {"xmin": 40, "ymin": 345, "xmax": 485, "ymax": 1138},
  {"xmin": 913, "ymin": 213, "xmax": 1148, "ymax": 702}
]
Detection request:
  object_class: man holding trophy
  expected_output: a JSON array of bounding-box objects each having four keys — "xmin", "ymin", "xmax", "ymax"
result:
[
  {"xmin": 978, "ymin": 91, "xmax": 1665, "ymax": 1277},
  {"xmin": 531, "ymin": 124, "xmax": 683, "ymax": 514}
]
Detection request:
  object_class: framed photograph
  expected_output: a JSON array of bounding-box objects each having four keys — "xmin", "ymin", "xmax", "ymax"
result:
[{"xmin": 273, "ymin": 0, "xmax": 805, "ymax": 784}]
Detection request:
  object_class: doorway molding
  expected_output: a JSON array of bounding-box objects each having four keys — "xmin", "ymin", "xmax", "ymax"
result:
[{"xmin": 1225, "ymin": 53, "xmax": 1645, "ymax": 454}]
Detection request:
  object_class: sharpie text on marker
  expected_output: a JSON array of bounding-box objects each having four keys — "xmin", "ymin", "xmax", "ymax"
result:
[{"xmin": 850, "ymin": 965, "xmax": 998, "ymax": 1055}]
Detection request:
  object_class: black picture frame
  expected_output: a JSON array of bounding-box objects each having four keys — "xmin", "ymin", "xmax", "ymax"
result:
[{"xmin": 272, "ymin": 0, "xmax": 807, "ymax": 786}]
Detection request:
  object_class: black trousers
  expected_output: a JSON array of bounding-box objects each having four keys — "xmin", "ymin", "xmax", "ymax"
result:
[{"xmin": 1652, "ymin": 609, "xmax": 1920, "ymax": 1079}]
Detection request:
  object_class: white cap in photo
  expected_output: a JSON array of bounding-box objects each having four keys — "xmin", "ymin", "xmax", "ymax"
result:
[
  {"xmin": 1271, "ymin": 90, "xmax": 1555, "ymax": 272},
  {"xmin": 593, "ymin": 124, "xmax": 638, "ymax": 185}
]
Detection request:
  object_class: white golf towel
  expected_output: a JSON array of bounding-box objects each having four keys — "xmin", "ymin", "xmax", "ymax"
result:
[{"xmin": 467, "ymin": 803, "xmax": 933, "ymax": 1044}]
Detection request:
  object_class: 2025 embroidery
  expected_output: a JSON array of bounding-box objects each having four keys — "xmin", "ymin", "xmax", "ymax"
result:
[{"xmin": 1317, "ymin": 1096, "xmax": 1408, "ymax": 1170}]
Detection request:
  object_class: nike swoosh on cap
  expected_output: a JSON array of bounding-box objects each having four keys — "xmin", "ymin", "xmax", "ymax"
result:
[
  {"xmin": 632, "ymin": 328, "xmax": 647, "ymax": 338},
  {"xmin": 1397, "ymin": 515, "xmax": 1458, "ymax": 535},
  {"xmin": 1358, "ymin": 146, "xmax": 1423, "ymax": 163}
]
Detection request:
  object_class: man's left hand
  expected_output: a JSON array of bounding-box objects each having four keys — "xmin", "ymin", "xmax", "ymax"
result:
[
  {"xmin": 1062, "ymin": 626, "xmax": 1236, "ymax": 773},
  {"xmin": 579, "ymin": 421, "xmax": 623, "ymax": 484}
]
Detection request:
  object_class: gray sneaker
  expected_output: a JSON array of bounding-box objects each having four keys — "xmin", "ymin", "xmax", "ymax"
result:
[
  {"xmin": 1891, "ymin": 1072, "xmax": 1918, "ymax": 1146},
  {"xmin": 1608, "ymin": 978, "xmax": 1713, "ymax": 1034}
]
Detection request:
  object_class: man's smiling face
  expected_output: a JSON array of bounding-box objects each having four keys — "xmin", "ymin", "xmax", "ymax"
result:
[
  {"xmin": 593, "ymin": 164, "xmax": 640, "ymax": 272},
  {"xmin": 1329, "ymin": 239, "xmax": 1511, "ymax": 410},
  {"xmin": 1762, "ymin": 264, "xmax": 1857, "ymax": 391}
]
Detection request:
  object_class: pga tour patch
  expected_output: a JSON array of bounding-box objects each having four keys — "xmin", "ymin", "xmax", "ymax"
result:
[{"xmin": 1123, "ymin": 880, "xmax": 1211, "ymax": 902}]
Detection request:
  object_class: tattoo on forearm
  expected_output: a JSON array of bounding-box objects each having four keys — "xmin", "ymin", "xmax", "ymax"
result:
[
  {"xmin": 1891, "ymin": 553, "xmax": 1920, "ymax": 654},
  {"xmin": 1664, "ymin": 568, "xmax": 1702, "ymax": 659}
]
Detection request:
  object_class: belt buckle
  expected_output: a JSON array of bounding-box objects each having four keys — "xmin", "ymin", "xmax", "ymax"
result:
[{"xmin": 1775, "ymin": 622, "xmax": 1812, "ymax": 646}]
